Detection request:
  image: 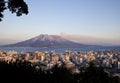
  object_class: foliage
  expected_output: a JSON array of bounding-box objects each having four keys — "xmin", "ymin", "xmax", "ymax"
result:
[
  {"xmin": 79, "ymin": 62, "xmax": 110, "ymax": 83},
  {"xmin": 0, "ymin": 0, "xmax": 28, "ymax": 21},
  {"xmin": 72, "ymin": 62, "xmax": 120, "ymax": 83},
  {"xmin": 48, "ymin": 64, "xmax": 73, "ymax": 83},
  {"xmin": 0, "ymin": 60, "xmax": 120, "ymax": 83}
]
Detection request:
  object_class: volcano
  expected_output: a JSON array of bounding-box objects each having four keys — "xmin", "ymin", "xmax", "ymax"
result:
[{"xmin": 2, "ymin": 34, "xmax": 91, "ymax": 48}]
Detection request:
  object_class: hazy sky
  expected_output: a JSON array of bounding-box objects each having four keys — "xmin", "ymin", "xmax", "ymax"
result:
[{"xmin": 0, "ymin": 0, "xmax": 120, "ymax": 46}]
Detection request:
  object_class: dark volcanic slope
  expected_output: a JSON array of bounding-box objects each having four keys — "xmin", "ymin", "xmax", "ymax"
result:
[{"xmin": 3, "ymin": 34, "xmax": 89, "ymax": 48}]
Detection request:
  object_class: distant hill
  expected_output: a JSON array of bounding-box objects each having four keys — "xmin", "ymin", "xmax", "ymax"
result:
[{"xmin": 2, "ymin": 34, "xmax": 95, "ymax": 48}]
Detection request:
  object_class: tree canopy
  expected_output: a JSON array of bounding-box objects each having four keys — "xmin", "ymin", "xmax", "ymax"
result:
[
  {"xmin": 0, "ymin": 0, "xmax": 28, "ymax": 21},
  {"xmin": 0, "ymin": 60, "xmax": 120, "ymax": 83}
]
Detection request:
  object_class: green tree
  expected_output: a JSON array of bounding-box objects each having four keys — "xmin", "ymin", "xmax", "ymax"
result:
[
  {"xmin": 71, "ymin": 62, "xmax": 112, "ymax": 83},
  {"xmin": 80, "ymin": 62, "xmax": 110, "ymax": 83},
  {"xmin": 0, "ymin": 0, "xmax": 28, "ymax": 21}
]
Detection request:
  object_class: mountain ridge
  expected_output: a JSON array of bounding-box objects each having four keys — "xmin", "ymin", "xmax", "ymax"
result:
[{"xmin": 1, "ymin": 34, "xmax": 97, "ymax": 48}]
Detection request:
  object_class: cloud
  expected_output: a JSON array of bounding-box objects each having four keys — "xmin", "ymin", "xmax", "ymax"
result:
[
  {"xmin": 0, "ymin": 38, "xmax": 21, "ymax": 46},
  {"xmin": 59, "ymin": 32, "xmax": 120, "ymax": 46}
]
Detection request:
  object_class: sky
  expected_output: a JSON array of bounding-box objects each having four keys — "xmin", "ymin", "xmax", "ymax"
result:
[{"xmin": 0, "ymin": 0, "xmax": 120, "ymax": 46}]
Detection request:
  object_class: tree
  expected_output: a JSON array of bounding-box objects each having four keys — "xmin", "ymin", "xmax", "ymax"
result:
[
  {"xmin": 71, "ymin": 62, "xmax": 120, "ymax": 83},
  {"xmin": 0, "ymin": 0, "xmax": 28, "ymax": 21},
  {"xmin": 79, "ymin": 62, "xmax": 110, "ymax": 83},
  {"xmin": 49, "ymin": 64, "xmax": 73, "ymax": 83}
]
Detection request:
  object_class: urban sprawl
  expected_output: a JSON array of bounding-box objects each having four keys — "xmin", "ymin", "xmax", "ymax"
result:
[{"xmin": 0, "ymin": 49, "xmax": 120, "ymax": 76}]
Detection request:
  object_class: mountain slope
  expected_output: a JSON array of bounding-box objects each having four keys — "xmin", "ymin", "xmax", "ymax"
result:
[{"xmin": 2, "ymin": 34, "xmax": 90, "ymax": 48}]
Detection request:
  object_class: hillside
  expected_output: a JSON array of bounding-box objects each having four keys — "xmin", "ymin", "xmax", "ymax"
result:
[{"xmin": 2, "ymin": 34, "xmax": 90, "ymax": 48}]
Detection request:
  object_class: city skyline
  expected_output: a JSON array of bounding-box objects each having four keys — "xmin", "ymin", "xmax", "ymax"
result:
[{"xmin": 0, "ymin": 0, "xmax": 120, "ymax": 46}]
